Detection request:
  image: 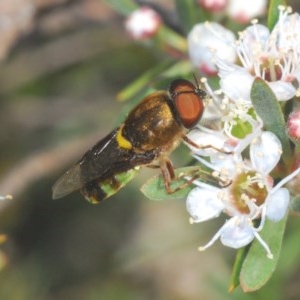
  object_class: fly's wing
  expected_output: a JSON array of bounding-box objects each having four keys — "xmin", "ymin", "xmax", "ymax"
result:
[
  {"xmin": 52, "ymin": 163, "xmax": 84, "ymax": 199},
  {"xmin": 53, "ymin": 128, "xmax": 126, "ymax": 199},
  {"xmin": 52, "ymin": 127, "xmax": 156, "ymax": 199}
]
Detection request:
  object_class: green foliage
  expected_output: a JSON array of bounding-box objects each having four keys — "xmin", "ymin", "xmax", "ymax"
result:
[
  {"xmin": 240, "ymin": 214, "xmax": 288, "ymax": 292},
  {"xmin": 267, "ymin": 0, "xmax": 287, "ymax": 31},
  {"xmin": 229, "ymin": 247, "xmax": 249, "ymax": 292},
  {"xmin": 250, "ymin": 78, "xmax": 292, "ymax": 167},
  {"xmin": 175, "ymin": 0, "xmax": 207, "ymax": 34},
  {"xmin": 289, "ymin": 194, "xmax": 300, "ymax": 214},
  {"xmin": 104, "ymin": 0, "xmax": 138, "ymax": 16}
]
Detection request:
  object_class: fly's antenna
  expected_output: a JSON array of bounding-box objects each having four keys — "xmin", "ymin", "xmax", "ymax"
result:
[
  {"xmin": 192, "ymin": 74, "xmax": 207, "ymax": 98},
  {"xmin": 192, "ymin": 73, "xmax": 201, "ymax": 89}
]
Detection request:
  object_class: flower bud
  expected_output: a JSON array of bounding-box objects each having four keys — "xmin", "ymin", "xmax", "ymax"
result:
[
  {"xmin": 125, "ymin": 7, "xmax": 162, "ymax": 40},
  {"xmin": 198, "ymin": 0, "xmax": 228, "ymax": 12},
  {"xmin": 287, "ymin": 111, "xmax": 300, "ymax": 143}
]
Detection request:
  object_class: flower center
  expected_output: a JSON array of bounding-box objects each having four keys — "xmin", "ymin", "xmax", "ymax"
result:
[
  {"xmin": 229, "ymin": 170, "xmax": 268, "ymax": 214},
  {"xmin": 259, "ymin": 57, "xmax": 283, "ymax": 82}
]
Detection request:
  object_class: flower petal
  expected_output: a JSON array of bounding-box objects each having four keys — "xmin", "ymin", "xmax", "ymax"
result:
[
  {"xmin": 250, "ymin": 131, "xmax": 282, "ymax": 174},
  {"xmin": 219, "ymin": 70, "xmax": 254, "ymax": 101},
  {"xmin": 266, "ymin": 188, "xmax": 289, "ymax": 222},
  {"xmin": 220, "ymin": 218, "xmax": 255, "ymax": 248},
  {"xmin": 237, "ymin": 24, "xmax": 270, "ymax": 55},
  {"xmin": 187, "ymin": 129, "xmax": 228, "ymax": 154},
  {"xmin": 186, "ymin": 187, "xmax": 224, "ymax": 222},
  {"xmin": 188, "ymin": 22, "xmax": 236, "ymax": 75},
  {"xmin": 268, "ymin": 81, "xmax": 297, "ymax": 101}
]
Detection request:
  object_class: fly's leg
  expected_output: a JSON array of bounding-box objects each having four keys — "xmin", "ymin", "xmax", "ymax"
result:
[
  {"xmin": 160, "ymin": 159, "xmax": 231, "ymax": 194},
  {"xmin": 183, "ymin": 135, "xmax": 232, "ymax": 154},
  {"xmin": 160, "ymin": 158, "xmax": 200, "ymax": 194}
]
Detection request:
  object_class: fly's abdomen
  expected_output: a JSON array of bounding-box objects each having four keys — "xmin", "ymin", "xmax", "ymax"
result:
[{"xmin": 81, "ymin": 167, "xmax": 140, "ymax": 203}]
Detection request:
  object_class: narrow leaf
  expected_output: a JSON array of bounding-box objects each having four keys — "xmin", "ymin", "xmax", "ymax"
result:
[
  {"xmin": 156, "ymin": 25, "xmax": 188, "ymax": 53},
  {"xmin": 267, "ymin": 0, "xmax": 286, "ymax": 31},
  {"xmin": 240, "ymin": 213, "xmax": 288, "ymax": 292},
  {"xmin": 289, "ymin": 194, "xmax": 300, "ymax": 214},
  {"xmin": 104, "ymin": 0, "xmax": 138, "ymax": 16},
  {"xmin": 228, "ymin": 246, "xmax": 249, "ymax": 292},
  {"xmin": 160, "ymin": 60, "xmax": 193, "ymax": 78},
  {"xmin": 250, "ymin": 78, "xmax": 292, "ymax": 166},
  {"xmin": 174, "ymin": 0, "xmax": 205, "ymax": 34},
  {"xmin": 116, "ymin": 60, "xmax": 175, "ymax": 102}
]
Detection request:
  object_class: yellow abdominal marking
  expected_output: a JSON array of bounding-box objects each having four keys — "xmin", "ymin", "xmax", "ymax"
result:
[{"xmin": 116, "ymin": 125, "xmax": 132, "ymax": 149}]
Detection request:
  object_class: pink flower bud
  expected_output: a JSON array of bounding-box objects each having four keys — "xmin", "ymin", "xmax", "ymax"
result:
[
  {"xmin": 287, "ymin": 111, "xmax": 300, "ymax": 142},
  {"xmin": 198, "ymin": 0, "xmax": 228, "ymax": 12},
  {"xmin": 125, "ymin": 7, "xmax": 161, "ymax": 40}
]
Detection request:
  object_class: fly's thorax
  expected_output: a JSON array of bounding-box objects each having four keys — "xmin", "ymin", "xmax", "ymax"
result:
[{"xmin": 122, "ymin": 91, "xmax": 185, "ymax": 151}]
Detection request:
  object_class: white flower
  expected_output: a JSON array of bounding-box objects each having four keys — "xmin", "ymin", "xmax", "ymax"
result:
[
  {"xmin": 198, "ymin": 0, "xmax": 267, "ymax": 22},
  {"xmin": 216, "ymin": 6, "xmax": 300, "ymax": 101},
  {"xmin": 185, "ymin": 78, "xmax": 263, "ymax": 160},
  {"xmin": 125, "ymin": 7, "xmax": 161, "ymax": 40},
  {"xmin": 186, "ymin": 131, "xmax": 299, "ymax": 258},
  {"xmin": 187, "ymin": 22, "xmax": 236, "ymax": 75}
]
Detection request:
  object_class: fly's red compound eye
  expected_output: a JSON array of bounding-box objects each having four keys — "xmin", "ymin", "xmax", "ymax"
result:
[{"xmin": 169, "ymin": 79, "xmax": 206, "ymax": 129}]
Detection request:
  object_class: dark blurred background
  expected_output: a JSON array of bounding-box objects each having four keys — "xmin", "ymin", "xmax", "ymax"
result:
[{"xmin": 0, "ymin": 1, "xmax": 299, "ymax": 299}]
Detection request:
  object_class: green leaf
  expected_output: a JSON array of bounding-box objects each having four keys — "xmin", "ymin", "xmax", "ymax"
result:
[
  {"xmin": 174, "ymin": 0, "xmax": 206, "ymax": 34},
  {"xmin": 141, "ymin": 166, "xmax": 217, "ymax": 201},
  {"xmin": 250, "ymin": 77, "xmax": 292, "ymax": 167},
  {"xmin": 228, "ymin": 247, "xmax": 249, "ymax": 292},
  {"xmin": 239, "ymin": 213, "xmax": 288, "ymax": 292},
  {"xmin": 156, "ymin": 25, "xmax": 188, "ymax": 53},
  {"xmin": 160, "ymin": 60, "xmax": 193, "ymax": 78},
  {"xmin": 289, "ymin": 194, "xmax": 300, "ymax": 214},
  {"xmin": 104, "ymin": 0, "xmax": 138, "ymax": 16},
  {"xmin": 267, "ymin": 0, "xmax": 286, "ymax": 31},
  {"xmin": 116, "ymin": 60, "xmax": 175, "ymax": 102}
]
